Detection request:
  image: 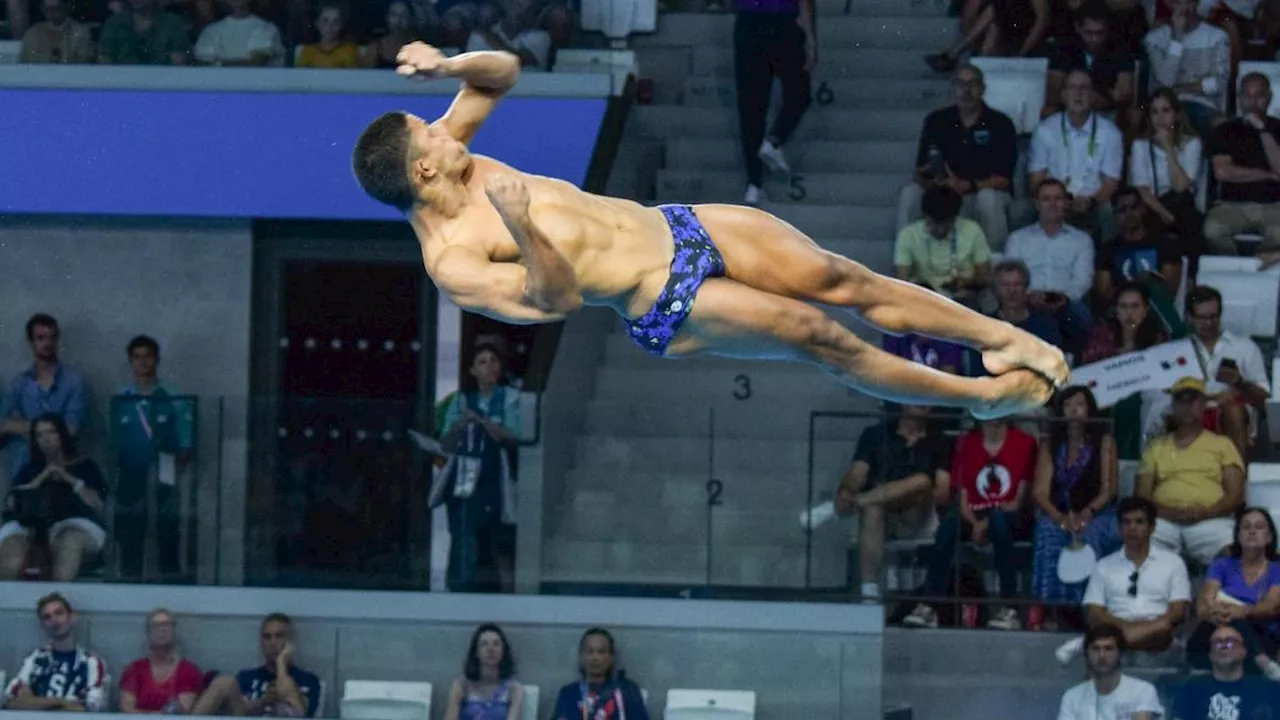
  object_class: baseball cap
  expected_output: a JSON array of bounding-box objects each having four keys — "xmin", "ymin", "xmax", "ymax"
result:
[{"xmin": 1166, "ymin": 376, "xmax": 1206, "ymax": 398}]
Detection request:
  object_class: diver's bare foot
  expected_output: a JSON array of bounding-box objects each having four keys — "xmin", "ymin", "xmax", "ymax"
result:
[
  {"xmin": 981, "ymin": 330, "xmax": 1070, "ymax": 390},
  {"xmin": 971, "ymin": 369, "xmax": 1055, "ymax": 420}
]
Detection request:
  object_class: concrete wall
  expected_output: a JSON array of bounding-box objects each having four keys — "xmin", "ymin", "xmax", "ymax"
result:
[
  {"xmin": 0, "ymin": 583, "xmax": 883, "ymax": 720},
  {"xmin": 0, "ymin": 216, "xmax": 254, "ymax": 582}
]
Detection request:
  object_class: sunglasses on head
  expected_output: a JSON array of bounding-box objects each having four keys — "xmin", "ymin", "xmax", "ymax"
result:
[{"xmin": 1127, "ymin": 571, "xmax": 1139, "ymax": 597}]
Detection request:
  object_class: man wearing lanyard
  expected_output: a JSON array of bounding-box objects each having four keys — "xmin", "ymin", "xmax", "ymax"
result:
[
  {"xmin": 0, "ymin": 314, "xmax": 88, "ymax": 479},
  {"xmin": 894, "ymin": 185, "xmax": 992, "ymax": 306},
  {"xmin": 1020, "ymin": 68, "xmax": 1124, "ymax": 247}
]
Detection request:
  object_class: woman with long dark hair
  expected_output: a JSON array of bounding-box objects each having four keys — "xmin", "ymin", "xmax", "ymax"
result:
[
  {"xmin": 445, "ymin": 623, "xmax": 524, "ymax": 720},
  {"xmin": 1031, "ymin": 386, "xmax": 1121, "ymax": 604},
  {"xmin": 1187, "ymin": 507, "xmax": 1280, "ymax": 679},
  {"xmin": 0, "ymin": 413, "xmax": 108, "ymax": 581}
]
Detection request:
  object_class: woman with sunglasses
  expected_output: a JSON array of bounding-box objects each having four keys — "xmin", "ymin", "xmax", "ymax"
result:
[{"xmin": 1187, "ymin": 507, "xmax": 1280, "ymax": 679}]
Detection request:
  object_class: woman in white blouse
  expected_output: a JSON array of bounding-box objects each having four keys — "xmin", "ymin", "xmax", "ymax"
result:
[{"xmin": 1127, "ymin": 89, "xmax": 1204, "ymax": 261}]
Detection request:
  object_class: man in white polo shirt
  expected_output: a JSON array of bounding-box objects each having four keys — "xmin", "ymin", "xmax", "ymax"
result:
[
  {"xmin": 1057, "ymin": 496, "xmax": 1191, "ymax": 664},
  {"xmin": 1019, "ymin": 68, "xmax": 1125, "ymax": 246},
  {"xmin": 1004, "ymin": 179, "xmax": 1095, "ymax": 355},
  {"xmin": 1057, "ymin": 624, "xmax": 1163, "ymax": 720}
]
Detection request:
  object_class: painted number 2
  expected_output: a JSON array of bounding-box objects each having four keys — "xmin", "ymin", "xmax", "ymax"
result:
[{"xmin": 706, "ymin": 479, "xmax": 724, "ymax": 507}]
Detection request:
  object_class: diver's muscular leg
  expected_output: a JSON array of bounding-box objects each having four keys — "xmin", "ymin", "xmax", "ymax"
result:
[
  {"xmin": 668, "ymin": 278, "xmax": 1052, "ymax": 417},
  {"xmin": 690, "ymin": 204, "xmax": 1069, "ymax": 387}
]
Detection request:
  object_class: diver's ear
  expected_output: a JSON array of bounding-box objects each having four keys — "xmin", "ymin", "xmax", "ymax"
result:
[{"xmin": 411, "ymin": 155, "xmax": 439, "ymax": 184}]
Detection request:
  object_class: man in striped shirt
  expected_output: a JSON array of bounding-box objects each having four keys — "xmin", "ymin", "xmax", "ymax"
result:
[
  {"xmin": 2, "ymin": 592, "xmax": 107, "ymax": 712},
  {"xmin": 1144, "ymin": 0, "xmax": 1232, "ymax": 137}
]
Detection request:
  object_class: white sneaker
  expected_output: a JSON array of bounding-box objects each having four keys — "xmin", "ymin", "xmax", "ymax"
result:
[
  {"xmin": 1055, "ymin": 636, "xmax": 1085, "ymax": 666},
  {"xmin": 743, "ymin": 184, "xmax": 763, "ymax": 206},
  {"xmin": 987, "ymin": 607, "xmax": 1022, "ymax": 630},
  {"xmin": 758, "ymin": 139, "xmax": 791, "ymax": 174},
  {"xmin": 859, "ymin": 582, "xmax": 882, "ymax": 603},
  {"xmin": 901, "ymin": 604, "xmax": 938, "ymax": 628}
]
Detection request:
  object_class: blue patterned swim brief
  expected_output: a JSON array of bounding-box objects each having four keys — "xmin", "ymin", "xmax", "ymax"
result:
[{"xmin": 624, "ymin": 204, "xmax": 726, "ymax": 356}]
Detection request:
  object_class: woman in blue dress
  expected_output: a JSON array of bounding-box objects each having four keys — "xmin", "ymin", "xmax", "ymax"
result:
[{"xmin": 445, "ymin": 623, "xmax": 525, "ymax": 720}]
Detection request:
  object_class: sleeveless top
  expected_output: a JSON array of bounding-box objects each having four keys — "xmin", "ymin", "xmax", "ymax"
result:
[{"xmin": 460, "ymin": 680, "xmax": 513, "ymax": 720}]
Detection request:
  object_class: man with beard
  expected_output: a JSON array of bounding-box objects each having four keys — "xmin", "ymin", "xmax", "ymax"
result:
[
  {"xmin": 0, "ymin": 314, "xmax": 88, "ymax": 477},
  {"xmin": 3, "ymin": 593, "xmax": 107, "ymax": 711},
  {"xmin": 1172, "ymin": 624, "xmax": 1279, "ymax": 719},
  {"xmin": 1057, "ymin": 623, "xmax": 1163, "ymax": 720}
]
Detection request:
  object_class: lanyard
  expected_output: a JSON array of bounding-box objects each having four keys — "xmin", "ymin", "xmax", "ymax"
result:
[
  {"xmin": 580, "ymin": 683, "xmax": 626, "ymax": 720},
  {"xmin": 1060, "ymin": 112, "xmax": 1098, "ymax": 158}
]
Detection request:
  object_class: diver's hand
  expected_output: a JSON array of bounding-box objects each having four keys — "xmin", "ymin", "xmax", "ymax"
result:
[{"xmin": 396, "ymin": 42, "xmax": 452, "ymax": 80}]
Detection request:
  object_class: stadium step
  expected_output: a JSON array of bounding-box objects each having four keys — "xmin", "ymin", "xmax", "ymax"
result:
[
  {"xmin": 655, "ymin": 169, "xmax": 908, "ymax": 206},
  {"xmin": 629, "ymin": 105, "xmax": 923, "ymax": 142},
  {"xmin": 660, "ymin": 138, "xmax": 918, "ymax": 174},
  {"xmin": 679, "ymin": 76, "xmax": 950, "ymax": 110},
  {"xmin": 693, "ymin": 46, "xmax": 942, "ymax": 79},
  {"xmin": 635, "ymin": 14, "xmax": 956, "ymax": 49}
]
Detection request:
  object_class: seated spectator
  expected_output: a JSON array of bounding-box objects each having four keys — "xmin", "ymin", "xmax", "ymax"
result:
[
  {"xmin": 20, "ymin": 0, "xmax": 95, "ymax": 63},
  {"xmin": 1200, "ymin": 0, "xmax": 1278, "ymax": 84},
  {"xmin": 3, "ymin": 593, "xmax": 108, "ymax": 711},
  {"xmin": 98, "ymin": 0, "xmax": 192, "ymax": 64},
  {"xmin": 883, "ymin": 328, "xmax": 967, "ymax": 375},
  {"xmin": 194, "ymin": 0, "xmax": 286, "ymax": 66},
  {"xmin": 1056, "ymin": 624, "xmax": 1164, "ymax": 720},
  {"xmin": 296, "ymin": 0, "xmax": 359, "ymax": 67},
  {"xmin": 1042, "ymin": 1, "xmax": 1135, "ymax": 124},
  {"xmin": 1144, "ymin": 0, "xmax": 1231, "ymax": 138},
  {"xmin": 902, "ymin": 416, "xmax": 1037, "ymax": 630},
  {"xmin": 990, "ymin": 259, "xmax": 1066, "ymax": 350},
  {"xmin": 1020, "ymin": 70, "xmax": 1124, "ymax": 245},
  {"xmin": 192, "ymin": 613, "xmax": 321, "ymax": 717},
  {"xmin": 924, "ymin": 0, "xmax": 1052, "ymax": 73},
  {"xmin": 1004, "ymin": 179, "xmax": 1095, "ymax": 350},
  {"xmin": 553, "ymin": 628, "xmax": 649, "ymax": 720},
  {"xmin": 445, "ymin": 623, "xmax": 524, "ymax": 720},
  {"xmin": 1093, "ymin": 188, "xmax": 1184, "ymax": 311},
  {"xmin": 1137, "ymin": 376, "xmax": 1245, "ymax": 566},
  {"xmin": 895, "ymin": 186, "xmax": 992, "ymax": 304},
  {"xmin": 120, "ymin": 609, "xmax": 208, "ymax": 713},
  {"xmin": 835, "ymin": 404, "xmax": 951, "ymax": 601},
  {"xmin": 1129, "ymin": 89, "xmax": 1205, "ymax": 262},
  {"xmin": 1186, "ymin": 506, "xmax": 1280, "ymax": 678},
  {"xmin": 1203, "ymin": 72, "xmax": 1280, "ymax": 255},
  {"xmin": 464, "ymin": 0, "xmax": 550, "ymax": 70},
  {"xmin": 1058, "ymin": 497, "xmax": 1191, "ymax": 662},
  {"xmin": 1174, "ymin": 625, "xmax": 1280, "ymax": 717},
  {"xmin": 165, "ymin": 0, "xmax": 222, "ymax": 40},
  {"xmin": 362, "ymin": 0, "xmax": 423, "ymax": 67},
  {"xmin": 2, "ymin": 313, "xmax": 88, "ymax": 478},
  {"xmin": 1031, "ymin": 386, "xmax": 1120, "ymax": 605},
  {"xmin": 897, "ymin": 65, "xmax": 1016, "ymax": 250},
  {"xmin": 0, "ymin": 414, "xmax": 108, "ymax": 582}
]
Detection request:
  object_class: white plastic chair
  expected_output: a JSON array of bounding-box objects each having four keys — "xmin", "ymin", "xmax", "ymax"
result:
[
  {"xmin": 664, "ymin": 689, "xmax": 756, "ymax": 720},
  {"xmin": 340, "ymin": 681, "xmax": 433, "ymax": 720},
  {"xmin": 969, "ymin": 57, "xmax": 1050, "ymax": 135},
  {"xmin": 1236, "ymin": 62, "xmax": 1280, "ymax": 117},
  {"xmin": 521, "ymin": 685, "xmax": 539, "ymax": 720}
]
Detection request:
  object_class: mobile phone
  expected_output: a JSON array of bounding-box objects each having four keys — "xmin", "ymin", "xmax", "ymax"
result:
[{"xmin": 1220, "ymin": 358, "xmax": 1238, "ymax": 370}]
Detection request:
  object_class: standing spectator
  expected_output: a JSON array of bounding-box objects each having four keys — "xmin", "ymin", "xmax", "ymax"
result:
[
  {"xmin": 897, "ymin": 64, "xmax": 1017, "ymax": 250},
  {"xmin": 296, "ymin": 0, "xmax": 360, "ymax": 67},
  {"xmin": 112, "ymin": 335, "xmax": 195, "ymax": 583},
  {"xmin": 362, "ymin": 0, "xmax": 423, "ymax": 67},
  {"xmin": 902, "ymin": 416, "xmax": 1037, "ymax": 631},
  {"xmin": 0, "ymin": 414, "xmax": 107, "ymax": 582},
  {"xmin": 1, "ymin": 313, "xmax": 88, "ymax": 478},
  {"xmin": 834, "ymin": 404, "xmax": 951, "ymax": 601},
  {"xmin": 1023, "ymin": 70, "xmax": 1125, "ymax": 244},
  {"xmin": 3, "ymin": 593, "xmax": 108, "ymax": 712},
  {"xmin": 1057, "ymin": 497, "xmax": 1191, "ymax": 662},
  {"xmin": 1174, "ymin": 625, "xmax": 1280, "ymax": 717},
  {"xmin": 1203, "ymin": 72, "xmax": 1280, "ymax": 254},
  {"xmin": 1043, "ymin": 1, "xmax": 1136, "ymax": 122},
  {"xmin": 19, "ymin": 0, "xmax": 94, "ymax": 63},
  {"xmin": 1093, "ymin": 188, "xmax": 1184, "ymax": 310},
  {"xmin": 434, "ymin": 343, "xmax": 520, "ymax": 594},
  {"xmin": 1144, "ymin": 0, "xmax": 1231, "ymax": 137},
  {"xmin": 1185, "ymin": 506, "xmax": 1280, "ymax": 678},
  {"xmin": 1031, "ymin": 386, "xmax": 1120, "ymax": 605},
  {"xmin": 553, "ymin": 629, "xmax": 649, "ymax": 720},
  {"xmin": 444, "ymin": 623, "xmax": 525, "ymax": 720},
  {"xmin": 97, "ymin": 0, "xmax": 192, "ymax": 64},
  {"xmin": 894, "ymin": 186, "xmax": 992, "ymax": 304},
  {"xmin": 1056, "ymin": 624, "xmax": 1164, "ymax": 720},
  {"xmin": 194, "ymin": 0, "xmax": 286, "ymax": 66},
  {"xmin": 191, "ymin": 613, "xmax": 321, "ymax": 717},
  {"xmin": 1137, "ymin": 377, "xmax": 1246, "ymax": 565},
  {"xmin": 731, "ymin": 0, "xmax": 815, "ymax": 206},
  {"xmin": 1129, "ymin": 89, "xmax": 1205, "ymax": 263},
  {"xmin": 119, "ymin": 609, "xmax": 207, "ymax": 713},
  {"xmin": 990, "ymin": 259, "xmax": 1067, "ymax": 350},
  {"xmin": 464, "ymin": 0, "xmax": 550, "ymax": 70},
  {"xmin": 1004, "ymin": 179, "xmax": 1096, "ymax": 351}
]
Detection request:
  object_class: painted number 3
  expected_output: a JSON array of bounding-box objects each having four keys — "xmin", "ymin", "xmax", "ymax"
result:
[{"xmin": 733, "ymin": 374, "xmax": 751, "ymax": 400}]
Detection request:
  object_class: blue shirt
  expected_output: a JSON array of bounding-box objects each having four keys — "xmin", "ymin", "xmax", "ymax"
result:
[
  {"xmin": 553, "ymin": 679, "xmax": 649, "ymax": 720},
  {"xmin": 4, "ymin": 645, "xmax": 109, "ymax": 709},
  {"xmin": 236, "ymin": 665, "xmax": 321, "ymax": 717},
  {"xmin": 1173, "ymin": 676, "xmax": 1277, "ymax": 720},
  {"xmin": 0, "ymin": 363, "xmax": 88, "ymax": 475},
  {"xmin": 111, "ymin": 384, "xmax": 196, "ymax": 496}
]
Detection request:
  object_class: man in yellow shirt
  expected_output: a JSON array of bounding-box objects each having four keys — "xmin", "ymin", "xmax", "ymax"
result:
[
  {"xmin": 894, "ymin": 186, "xmax": 991, "ymax": 306},
  {"xmin": 1136, "ymin": 377, "xmax": 1245, "ymax": 565}
]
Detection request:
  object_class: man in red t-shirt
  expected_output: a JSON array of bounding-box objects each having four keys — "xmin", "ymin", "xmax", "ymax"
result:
[{"xmin": 902, "ymin": 416, "xmax": 1037, "ymax": 630}]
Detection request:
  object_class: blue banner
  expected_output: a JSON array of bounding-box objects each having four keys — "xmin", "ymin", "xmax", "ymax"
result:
[{"xmin": 0, "ymin": 90, "xmax": 606, "ymax": 219}]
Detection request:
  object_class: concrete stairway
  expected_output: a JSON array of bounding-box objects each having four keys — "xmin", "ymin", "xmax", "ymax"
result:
[{"xmin": 545, "ymin": 0, "xmax": 957, "ymax": 589}]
